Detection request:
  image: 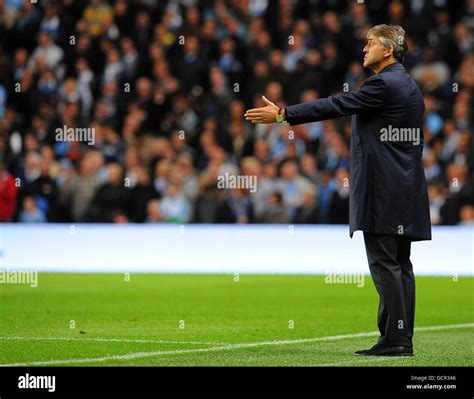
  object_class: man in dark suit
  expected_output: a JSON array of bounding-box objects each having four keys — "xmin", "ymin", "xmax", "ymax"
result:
[{"xmin": 244, "ymin": 24, "xmax": 431, "ymax": 356}]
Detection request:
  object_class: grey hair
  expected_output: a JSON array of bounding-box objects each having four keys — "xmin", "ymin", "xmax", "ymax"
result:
[{"xmin": 368, "ymin": 24, "xmax": 408, "ymax": 62}]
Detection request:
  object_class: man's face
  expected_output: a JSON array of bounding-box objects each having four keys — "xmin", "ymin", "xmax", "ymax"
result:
[{"xmin": 363, "ymin": 34, "xmax": 387, "ymax": 69}]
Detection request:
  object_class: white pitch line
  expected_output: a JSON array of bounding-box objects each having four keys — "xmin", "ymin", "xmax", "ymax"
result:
[
  {"xmin": 0, "ymin": 336, "xmax": 230, "ymax": 346},
  {"xmin": 1, "ymin": 323, "xmax": 472, "ymax": 367},
  {"xmin": 314, "ymin": 357, "xmax": 405, "ymax": 367}
]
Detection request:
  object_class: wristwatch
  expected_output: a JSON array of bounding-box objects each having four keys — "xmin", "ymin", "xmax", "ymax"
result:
[{"xmin": 276, "ymin": 108, "xmax": 286, "ymax": 123}]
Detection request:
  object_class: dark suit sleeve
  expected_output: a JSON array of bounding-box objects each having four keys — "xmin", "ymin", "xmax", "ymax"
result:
[{"xmin": 285, "ymin": 76, "xmax": 386, "ymax": 126}]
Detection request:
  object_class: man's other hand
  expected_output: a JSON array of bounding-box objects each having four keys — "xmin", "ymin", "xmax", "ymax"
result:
[{"xmin": 244, "ymin": 96, "xmax": 279, "ymax": 124}]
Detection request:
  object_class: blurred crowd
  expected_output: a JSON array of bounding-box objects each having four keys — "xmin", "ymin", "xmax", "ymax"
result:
[{"xmin": 0, "ymin": 0, "xmax": 473, "ymax": 225}]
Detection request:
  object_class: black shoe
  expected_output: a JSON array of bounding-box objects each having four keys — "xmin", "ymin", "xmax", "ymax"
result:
[
  {"xmin": 354, "ymin": 343, "xmax": 382, "ymax": 355},
  {"xmin": 354, "ymin": 343, "xmax": 413, "ymax": 357}
]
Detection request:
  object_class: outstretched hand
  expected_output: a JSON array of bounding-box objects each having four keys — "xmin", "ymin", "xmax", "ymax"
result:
[{"xmin": 244, "ymin": 96, "xmax": 279, "ymax": 124}]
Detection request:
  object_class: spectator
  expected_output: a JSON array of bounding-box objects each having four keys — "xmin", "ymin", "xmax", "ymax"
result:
[
  {"xmin": 293, "ymin": 188, "xmax": 318, "ymax": 224},
  {"xmin": 146, "ymin": 199, "xmax": 163, "ymax": 223},
  {"xmin": 218, "ymin": 187, "xmax": 255, "ymax": 224},
  {"xmin": 27, "ymin": 30, "xmax": 63, "ymax": 72},
  {"xmin": 18, "ymin": 195, "xmax": 47, "ymax": 223},
  {"xmin": 460, "ymin": 205, "xmax": 474, "ymax": 225},
  {"xmin": 160, "ymin": 183, "xmax": 190, "ymax": 223},
  {"xmin": 277, "ymin": 160, "xmax": 313, "ymax": 218},
  {"xmin": 317, "ymin": 170, "xmax": 337, "ymax": 224},
  {"xmin": 261, "ymin": 191, "xmax": 290, "ymax": 224},
  {"xmin": 65, "ymin": 155, "xmax": 101, "ymax": 222},
  {"xmin": 82, "ymin": 0, "xmax": 113, "ymax": 37},
  {"xmin": 128, "ymin": 166, "xmax": 160, "ymax": 223},
  {"xmin": 329, "ymin": 168, "xmax": 350, "ymax": 224},
  {"xmin": 0, "ymin": 160, "xmax": 17, "ymax": 221},
  {"xmin": 88, "ymin": 163, "xmax": 129, "ymax": 222}
]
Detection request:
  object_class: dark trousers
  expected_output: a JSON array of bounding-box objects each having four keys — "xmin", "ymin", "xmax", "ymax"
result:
[{"xmin": 363, "ymin": 232, "xmax": 415, "ymax": 347}]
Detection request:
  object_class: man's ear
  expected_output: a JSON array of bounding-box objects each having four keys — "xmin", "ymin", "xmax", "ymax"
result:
[{"xmin": 384, "ymin": 46, "xmax": 394, "ymax": 59}]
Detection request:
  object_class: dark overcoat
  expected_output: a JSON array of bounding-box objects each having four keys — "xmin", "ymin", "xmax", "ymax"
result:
[{"xmin": 286, "ymin": 62, "xmax": 431, "ymax": 241}]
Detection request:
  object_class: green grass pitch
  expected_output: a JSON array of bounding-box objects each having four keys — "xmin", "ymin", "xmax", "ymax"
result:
[{"xmin": 0, "ymin": 273, "xmax": 472, "ymax": 366}]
